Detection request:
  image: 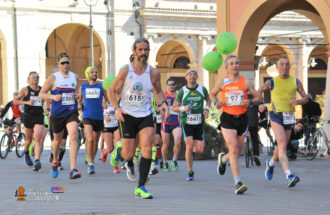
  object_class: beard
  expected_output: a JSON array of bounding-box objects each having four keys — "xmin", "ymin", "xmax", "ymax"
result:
[{"xmin": 137, "ymin": 54, "xmax": 148, "ymax": 64}]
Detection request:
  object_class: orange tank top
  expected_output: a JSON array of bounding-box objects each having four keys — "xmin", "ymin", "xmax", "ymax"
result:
[{"xmin": 221, "ymin": 76, "xmax": 248, "ymax": 115}]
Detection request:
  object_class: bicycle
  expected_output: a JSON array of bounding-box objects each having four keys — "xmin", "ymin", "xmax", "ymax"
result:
[
  {"xmin": 305, "ymin": 119, "xmax": 330, "ymax": 160},
  {"xmin": 0, "ymin": 119, "xmax": 26, "ymax": 159},
  {"xmin": 244, "ymin": 132, "xmax": 254, "ymax": 168}
]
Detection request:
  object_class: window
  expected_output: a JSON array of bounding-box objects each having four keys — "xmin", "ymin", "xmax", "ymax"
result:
[{"xmin": 173, "ymin": 56, "xmax": 190, "ymax": 69}]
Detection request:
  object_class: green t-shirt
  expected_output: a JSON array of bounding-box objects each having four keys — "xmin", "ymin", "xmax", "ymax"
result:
[{"xmin": 175, "ymin": 84, "xmax": 209, "ymax": 125}]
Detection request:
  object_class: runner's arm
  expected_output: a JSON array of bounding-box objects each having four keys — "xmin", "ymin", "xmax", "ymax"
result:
[
  {"xmin": 14, "ymin": 87, "xmax": 31, "ymax": 105},
  {"xmin": 108, "ymin": 66, "xmax": 128, "ymax": 109},
  {"xmin": 246, "ymin": 80, "xmax": 262, "ymax": 104},
  {"xmin": 39, "ymin": 75, "xmax": 58, "ymax": 101},
  {"xmin": 0, "ymin": 102, "xmax": 11, "ymax": 118}
]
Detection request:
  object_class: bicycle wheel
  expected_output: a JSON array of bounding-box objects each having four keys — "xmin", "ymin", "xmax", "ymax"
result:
[
  {"xmin": 16, "ymin": 133, "xmax": 25, "ymax": 158},
  {"xmin": 244, "ymin": 138, "xmax": 249, "ymax": 168},
  {"xmin": 306, "ymin": 133, "xmax": 319, "ymax": 160},
  {"xmin": 0, "ymin": 133, "xmax": 10, "ymax": 159}
]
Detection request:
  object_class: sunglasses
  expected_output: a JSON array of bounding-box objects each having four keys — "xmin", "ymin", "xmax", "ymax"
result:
[
  {"xmin": 168, "ymin": 83, "xmax": 176, "ymax": 86},
  {"xmin": 31, "ymin": 74, "xmax": 39, "ymax": 79},
  {"xmin": 59, "ymin": 61, "xmax": 70, "ymax": 65}
]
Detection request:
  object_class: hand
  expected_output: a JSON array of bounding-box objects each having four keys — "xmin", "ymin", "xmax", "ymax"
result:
[
  {"xmin": 115, "ymin": 108, "xmax": 126, "ymax": 122},
  {"xmin": 290, "ymin": 98, "xmax": 299, "ymax": 106},
  {"xmin": 104, "ymin": 116, "xmax": 111, "ymax": 122},
  {"xmin": 259, "ymin": 104, "xmax": 265, "ymax": 112},
  {"xmin": 214, "ymin": 100, "xmax": 225, "ymax": 109},
  {"xmin": 184, "ymin": 105, "xmax": 191, "ymax": 112},
  {"xmin": 74, "ymin": 93, "xmax": 80, "ymax": 100},
  {"xmin": 52, "ymin": 95, "xmax": 62, "ymax": 102},
  {"xmin": 160, "ymin": 103, "xmax": 169, "ymax": 119},
  {"xmin": 242, "ymin": 99, "xmax": 251, "ymax": 106},
  {"xmin": 27, "ymin": 100, "xmax": 35, "ymax": 106},
  {"xmin": 203, "ymin": 109, "xmax": 209, "ymax": 119}
]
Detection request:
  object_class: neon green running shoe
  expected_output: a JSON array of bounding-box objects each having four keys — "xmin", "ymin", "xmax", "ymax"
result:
[
  {"xmin": 163, "ymin": 162, "xmax": 171, "ymax": 172},
  {"xmin": 134, "ymin": 186, "xmax": 153, "ymax": 199},
  {"xmin": 171, "ymin": 160, "xmax": 179, "ymax": 171},
  {"xmin": 111, "ymin": 141, "xmax": 122, "ymax": 167}
]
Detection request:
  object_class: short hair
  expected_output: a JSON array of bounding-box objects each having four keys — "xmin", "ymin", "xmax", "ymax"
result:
[
  {"xmin": 167, "ymin": 77, "xmax": 175, "ymax": 84},
  {"xmin": 57, "ymin": 52, "xmax": 70, "ymax": 62},
  {"xmin": 28, "ymin": 71, "xmax": 38, "ymax": 77},
  {"xmin": 224, "ymin": 55, "xmax": 240, "ymax": 68},
  {"xmin": 132, "ymin": 38, "xmax": 149, "ymax": 50},
  {"xmin": 185, "ymin": 68, "xmax": 197, "ymax": 76},
  {"xmin": 276, "ymin": 56, "xmax": 289, "ymax": 65},
  {"xmin": 296, "ymin": 120, "xmax": 304, "ymax": 126}
]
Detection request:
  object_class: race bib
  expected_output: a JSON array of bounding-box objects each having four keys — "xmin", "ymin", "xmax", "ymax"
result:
[
  {"xmin": 123, "ymin": 91, "xmax": 146, "ymax": 106},
  {"xmin": 156, "ymin": 114, "xmax": 163, "ymax": 123},
  {"xmin": 30, "ymin": 96, "xmax": 42, "ymax": 106},
  {"xmin": 62, "ymin": 93, "xmax": 75, "ymax": 105},
  {"xmin": 104, "ymin": 111, "xmax": 117, "ymax": 127},
  {"xmin": 186, "ymin": 114, "xmax": 202, "ymax": 125},
  {"xmin": 86, "ymin": 88, "xmax": 100, "ymax": 99},
  {"xmin": 283, "ymin": 112, "xmax": 295, "ymax": 125},
  {"xmin": 225, "ymin": 91, "xmax": 243, "ymax": 106}
]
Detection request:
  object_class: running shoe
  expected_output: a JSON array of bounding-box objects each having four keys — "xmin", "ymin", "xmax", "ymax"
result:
[
  {"xmin": 288, "ymin": 174, "xmax": 300, "ymax": 188},
  {"xmin": 163, "ymin": 162, "xmax": 170, "ymax": 172},
  {"xmin": 265, "ymin": 159, "xmax": 274, "ymax": 180},
  {"xmin": 51, "ymin": 162, "xmax": 59, "ymax": 178},
  {"xmin": 70, "ymin": 168, "xmax": 81, "ymax": 179},
  {"xmin": 113, "ymin": 166, "xmax": 120, "ymax": 173},
  {"xmin": 149, "ymin": 166, "xmax": 158, "ymax": 175},
  {"xmin": 171, "ymin": 160, "xmax": 179, "ymax": 171},
  {"xmin": 134, "ymin": 186, "xmax": 153, "ymax": 199},
  {"xmin": 217, "ymin": 153, "xmax": 226, "ymax": 175},
  {"xmin": 101, "ymin": 149, "xmax": 107, "ymax": 163},
  {"xmin": 110, "ymin": 141, "xmax": 122, "ymax": 167},
  {"xmin": 59, "ymin": 161, "xmax": 63, "ymax": 170},
  {"xmin": 28, "ymin": 143, "xmax": 34, "ymax": 157},
  {"xmin": 33, "ymin": 160, "xmax": 41, "ymax": 171},
  {"xmin": 124, "ymin": 162, "xmax": 136, "ymax": 182},
  {"xmin": 186, "ymin": 170, "xmax": 194, "ymax": 181},
  {"xmin": 17, "ymin": 133, "xmax": 23, "ymax": 142},
  {"xmin": 235, "ymin": 181, "xmax": 248, "ymax": 194},
  {"xmin": 25, "ymin": 153, "xmax": 33, "ymax": 166},
  {"xmin": 253, "ymin": 156, "xmax": 261, "ymax": 167},
  {"xmin": 159, "ymin": 159, "xmax": 163, "ymax": 169},
  {"xmin": 88, "ymin": 164, "xmax": 95, "ymax": 175}
]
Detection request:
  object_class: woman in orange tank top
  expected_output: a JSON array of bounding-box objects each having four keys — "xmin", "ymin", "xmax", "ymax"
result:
[{"xmin": 210, "ymin": 55, "xmax": 261, "ymax": 194}]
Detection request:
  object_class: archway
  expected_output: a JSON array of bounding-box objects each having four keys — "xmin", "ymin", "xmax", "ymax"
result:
[
  {"xmin": 155, "ymin": 40, "xmax": 195, "ymax": 91},
  {"xmin": 45, "ymin": 23, "xmax": 105, "ymax": 87}
]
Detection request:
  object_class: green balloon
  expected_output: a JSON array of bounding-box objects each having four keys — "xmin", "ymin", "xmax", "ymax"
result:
[
  {"xmin": 202, "ymin": 51, "xmax": 223, "ymax": 72},
  {"xmin": 216, "ymin": 32, "xmax": 237, "ymax": 55},
  {"xmin": 102, "ymin": 76, "xmax": 116, "ymax": 91},
  {"xmin": 119, "ymin": 64, "xmax": 128, "ymax": 71}
]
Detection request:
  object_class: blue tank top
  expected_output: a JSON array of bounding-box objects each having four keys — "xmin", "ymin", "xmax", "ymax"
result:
[
  {"xmin": 51, "ymin": 71, "xmax": 78, "ymax": 117},
  {"xmin": 82, "ymin": 82, "xmax": 104, "ymax": 120},
  {"xmin": 163, "ymin": 91, "xmax": 180, "ymax": 125}
]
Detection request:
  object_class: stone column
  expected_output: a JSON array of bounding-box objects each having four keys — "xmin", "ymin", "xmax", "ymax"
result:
[
  {"xmin": 197, "ymin": 35, "xmax": 212, "ymax": 90},
  {"xmin": 324, "ymin": 51, "xmax": 330, "ymax": 158}
]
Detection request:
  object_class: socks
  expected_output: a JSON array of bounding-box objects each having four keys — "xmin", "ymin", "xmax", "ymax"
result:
[
  {"xmin": 221, "ymin": 154, "xmax": 227, "ymax": 163},
  {"xmin": 234, "ymin": 176, "xmax": 241, "ymax": 185},
  {"xmin": 59, "ymin": 147, "xmax": 66, "ymax": 161},
  {"xmin": 151, "ymin": 146, "xmax": 157, "ymax": 165},
  {"xmin": 138, "ymin": 157, "xmax": 152, "ymax": 187},
  {"xmin": 269, "ymin": 158, "xmax": 275, "ymax": 166},
  {"xmin": 285, "ymin": 170, "xmax": 292, "ymax": 179}
]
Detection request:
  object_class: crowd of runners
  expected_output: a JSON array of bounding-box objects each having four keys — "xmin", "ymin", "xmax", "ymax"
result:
[{"xmin": 0, "ymin": 38, "xmax": 309, "ymax": 198}]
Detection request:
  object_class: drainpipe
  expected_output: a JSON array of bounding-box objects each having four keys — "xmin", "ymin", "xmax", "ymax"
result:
[
  {"xmin": 13, "ymin": 4, "xmax": 19, "ymax": 91},
  {"xmin": 134, "ymin": 10, "xmax": 142, "ymax": 37}
]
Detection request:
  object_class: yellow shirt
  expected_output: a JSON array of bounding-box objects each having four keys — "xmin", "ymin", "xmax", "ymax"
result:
[{"xmin": 270, "ymin": 76, "xmax": 297, "ymax": 113}]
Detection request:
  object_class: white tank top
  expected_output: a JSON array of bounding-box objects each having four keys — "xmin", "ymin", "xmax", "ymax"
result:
[
  {"xmin": 104, "ymin": 105, "xmax": 118, "ymax": 128},
  {"xmin": 52, "ymin": 71, "xmax": 77, "ymax": 90},
  {"xmin": 119, "ymin": 63, "xmax": 153, "ymax": 117}
]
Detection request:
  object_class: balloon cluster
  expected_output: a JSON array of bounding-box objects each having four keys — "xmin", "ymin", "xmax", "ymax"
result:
[
  {"xmin": 102, "ymin": 64, "xmax": 129, "ymax": 90},
  {"xmin": 202, "ymin": 32, "xmax": 237, "ymax": 72}
]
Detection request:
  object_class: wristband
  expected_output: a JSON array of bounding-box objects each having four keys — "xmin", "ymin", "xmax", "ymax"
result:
[
  {"xmin": 213, "ymin": 99, "xmax": 218, "ymax": 105},
  {"xmin": 204, "ymin": 106, "xmax": 210, "ymax": 111},
  {"xmin": 179, "ymin": 106, "xmax": 185, "ymax": 112}
]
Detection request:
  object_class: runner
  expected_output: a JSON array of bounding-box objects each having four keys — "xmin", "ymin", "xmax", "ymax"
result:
[
  {"xmin": 100, "ymin": 99, "xmax": 121, "ymax": 173},
  {"xmin": 161, "ymin": 78, "xmax": 182, "ymax": 172},
  {"xmin": 149, "ymin": 97, "xmax": 161, "ymax": 175},
  {"xmin": 0, "ymin": 92, "xmax": 23, "ymax": 137},
  {"xmin": 108, "ymin": 38, "xmax": 168, "ymax": 199},
  {"xmin": 15, "ymin": 71, "xmax": 45, "ymax": 171},
  {"xmin": 39, "ymin": 52, "xmax": 81, "ymax": 179},
  {"xmin": 209, "ymin": 55, "xmax": 261, "ymax": 194},
  {"xmin": 258, "ymin": 56, "xmax": 308, "ymax": 188},
  {"xmin": 172, "ymin": 69, "xmax": 211, "ymax": 181},
  {"xmin": 79, "ymin": 66, "xmax": 108, "ymax": 175}
]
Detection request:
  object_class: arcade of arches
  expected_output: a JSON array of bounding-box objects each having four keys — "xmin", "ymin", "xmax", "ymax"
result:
[
  {"xmin": 45, "ymin": 23, "xmax": 105, "ymax": 87},
  {"xmin": 217, "ymin": 0, "xmax": 330, "ymax": 137}
]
